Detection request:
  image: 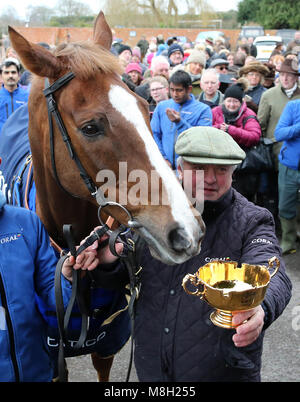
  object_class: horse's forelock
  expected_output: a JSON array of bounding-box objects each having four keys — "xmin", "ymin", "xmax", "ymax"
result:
[{"xmin": 54, "ymin": 42, "xmax": 122, "ymax": 79}]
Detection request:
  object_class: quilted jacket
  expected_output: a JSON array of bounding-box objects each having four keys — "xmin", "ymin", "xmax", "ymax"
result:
[
  {"xmin": 112, "ymin": 188, "xmax": 292, "ymax": 382},
  {"xmin": 212, "ymin": 102, "xmax": 261, "ymax": 148}
]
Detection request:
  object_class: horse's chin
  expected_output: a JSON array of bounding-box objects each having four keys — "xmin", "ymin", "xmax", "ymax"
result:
[
  {"xmin": 137, "ymin": 227, "xmax": 202, "ymax": 266},
  {"xmin": 148, "ymin": 245, "xmax": 201, "ymax": 265}
]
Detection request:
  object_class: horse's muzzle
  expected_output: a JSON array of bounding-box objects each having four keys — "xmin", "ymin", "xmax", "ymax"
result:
[{"xmin": 168, "ymin": 226, "xmax": 204, "ymax": 255}]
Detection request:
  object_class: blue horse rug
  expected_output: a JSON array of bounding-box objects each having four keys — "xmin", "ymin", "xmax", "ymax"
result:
[{"xmin": 0, "ymin": 104, "xmax": 130, "ymax": 360}]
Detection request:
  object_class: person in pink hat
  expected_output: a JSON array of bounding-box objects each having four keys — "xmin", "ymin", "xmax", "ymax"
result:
[{"xmin": 125, "ymin": 62, "xmax": 143, "ymax": 86}]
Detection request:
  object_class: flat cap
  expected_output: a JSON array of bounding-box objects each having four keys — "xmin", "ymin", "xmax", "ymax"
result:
[
  {"xmin": 210, "ymin": 58, "xmax": 229, "ymax": 68},
  {"xmin": 175, "ymin": 126, "xmax": 246, "ymax": 165}
]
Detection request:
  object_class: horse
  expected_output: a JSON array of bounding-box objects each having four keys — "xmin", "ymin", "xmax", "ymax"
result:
[{"xmin": 5, "ymin": 11, "xmax": 205, "ymax": 381}]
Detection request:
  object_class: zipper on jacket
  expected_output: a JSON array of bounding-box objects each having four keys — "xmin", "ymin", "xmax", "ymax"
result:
[
  {"xmin": 172, "ymin": 105, "xmax": 182, "ymax": 169},
  {"xmin": 5, "ymin": 103, "xmax": 8, "ymax": 119},
  {"xmin": 10, "ymin": 92, "xmax": 14, "ymax": 115},
  {"xmin": 0, "ymin": 273, "xmax": 20, "ymax": 381}
]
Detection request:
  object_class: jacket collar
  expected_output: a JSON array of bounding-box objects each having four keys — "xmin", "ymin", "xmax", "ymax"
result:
[
  {"xmin": 202, "ymin": 187, "xmax": 233, "ymax": 223},
  {"xmin": 1, "ymin": 83, "xmax": 20, "ymax": 94}
]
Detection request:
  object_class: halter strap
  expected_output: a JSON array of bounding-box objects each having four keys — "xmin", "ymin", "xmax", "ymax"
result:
[{"xmin": 43, "ymin": 72, "xmax": 98, "ymax": 199}]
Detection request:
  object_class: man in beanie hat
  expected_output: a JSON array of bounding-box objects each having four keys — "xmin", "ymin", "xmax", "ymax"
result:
[
  {"xmin": 117, "ymin": 44, "xmax": 132, "ymax": 70},
  {"xmin": 90, "ymin": 126, "xmax": 291, "ymax": 382},
  {"xmin": 239, "ymin": 61, "xmax": 270, "ymax": 106},
  {"xmin": 170, "ymin": 49, "xmax": 206, "ymax": 96},
  {"xmin": 167, "ymin": 43, "xmax": 184, "ymax": 67},
  {"xmin": 257, "ymin": 58, "xmax": 300, "ymax": 221}
]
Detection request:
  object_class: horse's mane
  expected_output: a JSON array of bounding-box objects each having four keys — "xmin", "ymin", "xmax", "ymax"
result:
[{"xmin": 53, "ymin": 41, "xmax": 123, "ymax": 79}]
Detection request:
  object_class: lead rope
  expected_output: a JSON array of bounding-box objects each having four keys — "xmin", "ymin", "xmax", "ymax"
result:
[{"xmin": 54, "ymin": 222, "xmax": 141, "ymax": 382}]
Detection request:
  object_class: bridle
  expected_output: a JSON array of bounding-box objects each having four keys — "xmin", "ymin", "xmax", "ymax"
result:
[
  {"xmin": 43, "ymin": 71, "xmax": 142, "ymax": 232},
  {"xmin": 44, "ymin": 72, "xmax": 142, "ymax": 382}
]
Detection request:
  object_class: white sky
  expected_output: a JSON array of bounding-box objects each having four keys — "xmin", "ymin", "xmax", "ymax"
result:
[{"xmin": 1, "ymin": 1, "xmax": 240, "ymax": 20}]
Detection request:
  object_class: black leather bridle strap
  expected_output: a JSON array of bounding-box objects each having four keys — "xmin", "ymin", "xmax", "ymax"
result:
[{"xmin": 43, "ymin": 72, "xmax": 98, "ymax": 199}]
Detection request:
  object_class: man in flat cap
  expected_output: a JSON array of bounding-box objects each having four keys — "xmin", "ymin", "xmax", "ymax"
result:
[{"xmin": 89, "ymin": 127, "xmax": 291, "ymax": 382}]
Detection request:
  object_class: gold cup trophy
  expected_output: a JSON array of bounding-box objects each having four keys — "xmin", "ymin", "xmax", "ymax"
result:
[{"xmin": 182, "ymin": 256, "xmax": 280, "ymax": 329}]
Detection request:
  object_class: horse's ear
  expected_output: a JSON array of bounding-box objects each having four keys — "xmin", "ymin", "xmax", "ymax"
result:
[
  {"xmin": 93, "ymin": 11, "xmax": 112, "ymax": 50},
  {"xmin": 8, "ymin": 26, "xmax": 63, "ymax": 79}
]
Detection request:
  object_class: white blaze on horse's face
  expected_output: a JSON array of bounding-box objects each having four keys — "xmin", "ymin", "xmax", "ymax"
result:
[{"xmin": 108, "ymin": 84, "xmax": 203, "ymax": 264}]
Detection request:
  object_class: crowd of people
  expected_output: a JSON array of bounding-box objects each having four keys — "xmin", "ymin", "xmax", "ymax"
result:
[
  {"xmin": 0, "ymin": 26, "xmax": 298, "ymax": 382},
  {"xmin": 109, "ymin": 30, "xmax": 300, "ymax": 256}
]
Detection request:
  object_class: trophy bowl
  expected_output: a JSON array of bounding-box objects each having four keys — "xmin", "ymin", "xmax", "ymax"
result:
[{"xmin": 182, "ymin": 256, "xmax": 280, "ymax": 329}]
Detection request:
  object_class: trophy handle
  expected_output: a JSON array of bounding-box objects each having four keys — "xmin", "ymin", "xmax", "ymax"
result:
[
  {"xmin": 182, "ymin": 274, "xmax": 205, "ymax": 297},
  {"xmin": 268, "ymin": 256, "xmax": 280, "ymax": 278}
]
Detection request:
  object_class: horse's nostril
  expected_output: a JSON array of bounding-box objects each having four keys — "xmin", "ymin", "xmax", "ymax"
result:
[{"xmin": 168, "ymin": 227, "xmax": 191, "ymax": 252}]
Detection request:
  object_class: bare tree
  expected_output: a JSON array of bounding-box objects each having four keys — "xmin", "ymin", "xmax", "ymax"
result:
[
  {"xmin": 26, "ymin": 6, "xmax": 56, "ymax": 26},
  {"xmin": 55, "ymin": 0, "xmax": 93, "ymax": 17}
]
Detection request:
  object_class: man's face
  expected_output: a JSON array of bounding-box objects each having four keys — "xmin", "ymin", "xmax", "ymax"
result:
[
  {"xmin": 279, "ymin": 72, "xmax": 298, "ymax": 89},
  {"xmin": 169, "ymin": 83, "xmax": 191, "ymax": 104},
  {"xmin": 294, "ymin": 32, "xmax": 300, "ymax": 41},
  {"xmin": 150, "ymin": 82, "xmax": 169, "ymax": 103},
  {"xmin": 153, "ymin": 63, "xmax": 170, "ymax": 79},
  {"xmin": 179, "ymin": 161, "xmax": 234, "ymax": 202},
  {"xmin": 119, "ymin": 50, "xmax": 132, "ymax": 64},
  {"xmin": 169, "ymin": 50, "xmax": 183, "ymax": 66},
  {"xmin": 200, "ymin": 73, "xmax": 220, "ymax": 97},
  {"xmin": 1, "ymin": 64, "xmax": 19, "ymax": 91},
  {"xmin": 214, "ymin": 64, "xmax": 228, "ymax": 74}
]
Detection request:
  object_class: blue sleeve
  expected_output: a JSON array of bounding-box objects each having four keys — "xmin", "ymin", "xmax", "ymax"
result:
[
  {"xmin": 274, "ymin": 102, "xmax": 300, "ymax": 141},
  {"xmin": 197, "ymin": 105, "xmax": 213, "ymax": 127},
  {"xmin": 175, "ymin": 104, "xmax": 212, "ymax": 133},
  {"xmin": 33, "ymin": 216, "xmax": 71, "ymax": 309},
  {"xmin": 151, "ymin": 105, "xmax": 167, "ymax": 159}
]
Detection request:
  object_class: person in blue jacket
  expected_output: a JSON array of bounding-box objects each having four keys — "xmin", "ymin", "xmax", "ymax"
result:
[
  {"xmin": 151, "ymin": 70, "xmax": 212, "ymax": 169},
  {"xmin": 274, "ymin": 99, "xmax": 300, "ymax": 254},
  {"xmin": 0, "ymin": 57, "xmax": 29, "ymax": 135},
  {"xmin": 0, "ymin": 189, "xmax": 98, "ymax": 382}
]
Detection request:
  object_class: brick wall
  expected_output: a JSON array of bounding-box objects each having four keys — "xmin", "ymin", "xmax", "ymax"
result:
[{"xmin": 12, "ymin": 26, "xmax": 277, "ymax": 50}]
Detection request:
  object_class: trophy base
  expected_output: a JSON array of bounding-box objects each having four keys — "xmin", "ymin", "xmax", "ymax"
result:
[{"xmin": 210, "ymin": 309, "xmax": 238, "ymax": 329}]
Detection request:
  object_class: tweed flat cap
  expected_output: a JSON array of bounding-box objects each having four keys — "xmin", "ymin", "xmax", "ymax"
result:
[{"xmin": 175, "ymin": 126, "xmax": 246, "ymax": 165}]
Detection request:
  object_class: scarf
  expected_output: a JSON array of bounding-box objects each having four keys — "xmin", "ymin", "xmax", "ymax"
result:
[
  {"xmin": 284, "ymin": 82, "xmax": 298, "ymax": 98},
  {"xmin": 222, "ymin": 104, "xmax": 242, "ymax": 124}
]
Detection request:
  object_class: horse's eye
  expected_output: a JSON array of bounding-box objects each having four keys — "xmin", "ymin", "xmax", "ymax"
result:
[{"xmin": 81, "ymin": 121, "xmax": 104, "ymax": 137}]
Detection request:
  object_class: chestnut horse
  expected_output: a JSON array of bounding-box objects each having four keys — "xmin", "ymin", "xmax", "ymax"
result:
[{"xmin": 8, "ymin": 12, "xmax": 205, "ymax": 381}]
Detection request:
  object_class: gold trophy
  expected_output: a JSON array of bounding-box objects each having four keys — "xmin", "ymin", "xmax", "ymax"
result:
[{"xmin": 182, "ymin": 256, "xmax": 279, "ymax": 329}]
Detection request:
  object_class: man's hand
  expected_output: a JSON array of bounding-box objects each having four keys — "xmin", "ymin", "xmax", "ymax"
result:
[
  {"xmin": 232, "ymin": 305, "xmax": 265, "ymax": 347},
  {"xmin": 62, "ymin": 249, "xmax": 99, "ymax": 282},
  {"xmin": 166, "ymin": 108, "xmax": 181, "ymax": 123},
  {"xmin": 61, "ymin": 226, "xmax": 124, "ymax": 282}
]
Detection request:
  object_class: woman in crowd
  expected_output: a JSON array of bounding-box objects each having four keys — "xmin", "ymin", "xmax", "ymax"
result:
[
  {"xmin": 212, "ymin": 79, "xmax": 261, "ymax": 200},
  {"xmin": 125, "ymin": 62, "xmax": 143, "ymax": 86}
]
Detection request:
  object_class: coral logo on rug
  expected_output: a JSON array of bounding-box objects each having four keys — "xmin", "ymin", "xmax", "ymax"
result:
[{"xmin": 0, "ymin": 233, "xmax": 21, "ymax": 245}]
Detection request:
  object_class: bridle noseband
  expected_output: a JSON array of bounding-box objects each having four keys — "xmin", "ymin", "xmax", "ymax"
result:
[{"xmin": 43, "ymin": 71, "xmax": 142, "ymax": 232}]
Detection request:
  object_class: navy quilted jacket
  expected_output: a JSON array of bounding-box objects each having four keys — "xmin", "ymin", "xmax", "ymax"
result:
[{"xmin": 130, "ymin": 188, "xmax": 292, "ymax": 382}]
